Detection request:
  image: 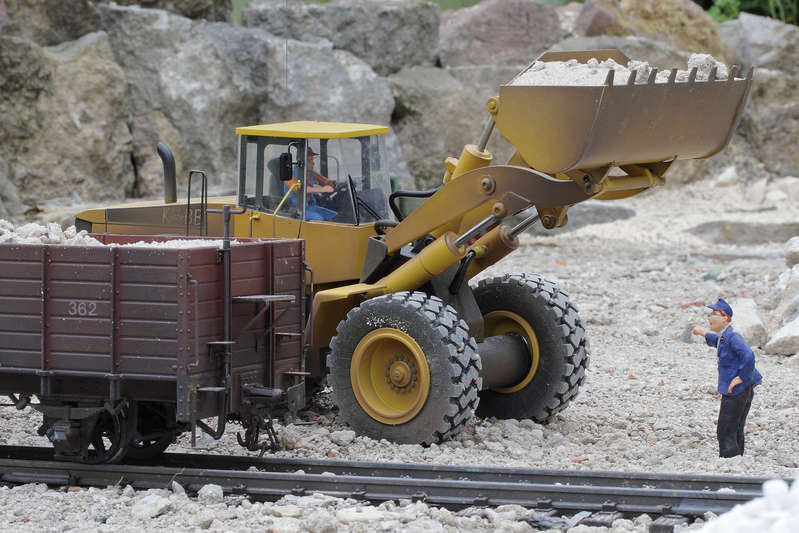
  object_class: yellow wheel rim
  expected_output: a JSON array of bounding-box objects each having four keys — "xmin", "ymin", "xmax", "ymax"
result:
[
  {"xmin": 350, "ymin": 328, "xmax": 431, "ymax": 425},
  {"xmin": 484, "ymin": 310, "xmax": 540, "ymax": 393}
]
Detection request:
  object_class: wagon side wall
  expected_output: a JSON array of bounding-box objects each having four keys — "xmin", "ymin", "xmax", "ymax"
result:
[
  {"xmin": 0, "ymin": 237, "xmax": 305, "ymax": 405},
  {"xmin": 0, "ymin": 245, "xmax": 44, "ymax": 371}
]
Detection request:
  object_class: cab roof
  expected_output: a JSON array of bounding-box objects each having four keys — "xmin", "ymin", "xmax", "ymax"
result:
[{"xmin": 236, "ymin": 121, "xmax": 389, "ymax": 139}]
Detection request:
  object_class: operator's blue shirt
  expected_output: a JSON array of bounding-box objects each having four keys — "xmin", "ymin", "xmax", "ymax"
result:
[
  {"xmin": 704, "ymin": 325, "xmax": 762, "ymax": 396},
  {"xmin": 285, "ymin": 168, "xmax": 336, "ymax": 221}
]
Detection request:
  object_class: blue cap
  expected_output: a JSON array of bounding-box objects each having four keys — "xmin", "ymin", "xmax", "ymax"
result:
[{"xmin": 706, "ymin": 298, "xmax": 733, "ymax": 318}]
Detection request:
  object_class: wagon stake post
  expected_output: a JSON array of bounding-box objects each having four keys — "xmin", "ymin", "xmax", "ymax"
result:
[{"xmin": 197, "ymin": 205, "xmax": 246, "ymax": 441}]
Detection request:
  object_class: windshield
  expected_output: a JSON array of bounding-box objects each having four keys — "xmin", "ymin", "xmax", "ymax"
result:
[
  {"xmin": 308, "ymin": 135, "xmax": 392, "ymax": 224},
  {"xmin": 238, "ymin": 134, "xmax": 393, "ymax": 224}
]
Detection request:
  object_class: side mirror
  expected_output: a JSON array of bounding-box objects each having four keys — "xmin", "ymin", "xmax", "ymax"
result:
[{"xmin": 279, "ymin": 152, "xmax": 293, "ymax": 181}]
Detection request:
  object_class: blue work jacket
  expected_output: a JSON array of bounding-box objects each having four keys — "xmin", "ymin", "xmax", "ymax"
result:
[{"xmin": 704, "ymin": 326, "xmax": 763, "ymax": 396}]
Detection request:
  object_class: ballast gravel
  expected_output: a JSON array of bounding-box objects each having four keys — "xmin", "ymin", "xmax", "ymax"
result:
[
  {"xmin": 0, "ymin": 220, "xmax": 232, "ymax": 248},
  {"xmin": 0, "ymin": 183, "xmax": 798, "ymax": 531}
]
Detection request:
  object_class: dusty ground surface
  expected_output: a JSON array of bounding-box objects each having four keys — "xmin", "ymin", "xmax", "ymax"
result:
[{"xmin": 1, "ymin": 182, "xmax": 797, "ymax": 531}]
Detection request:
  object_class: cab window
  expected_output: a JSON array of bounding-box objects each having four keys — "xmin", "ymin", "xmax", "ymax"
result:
[{"xmin": 237, "ymin": 134, "xmax": 394, "ymax": 224}]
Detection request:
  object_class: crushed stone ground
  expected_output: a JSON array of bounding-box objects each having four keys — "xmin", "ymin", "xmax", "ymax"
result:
[{"xmin": 0, "ymin": 183, "xmax": 797, "ymax": 531}]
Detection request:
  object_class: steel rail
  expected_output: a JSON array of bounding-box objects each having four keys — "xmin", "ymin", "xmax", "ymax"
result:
[{"xmin": 0, "ymin": 446, "xmax": 769, "ymax": 518}]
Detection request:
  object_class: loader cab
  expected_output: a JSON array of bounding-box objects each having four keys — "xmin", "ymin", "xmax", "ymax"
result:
[{"xmin": 236, "ymin": 121, "xmax": 393, "ymax": 224}]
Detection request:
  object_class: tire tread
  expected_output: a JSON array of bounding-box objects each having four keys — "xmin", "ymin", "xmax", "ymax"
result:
[
  {"xmin": 475, "ymin": 273, "xmax": 589, "ymax": 423},
  {"xmin": 328, "ymin": 291, "xmax": 482, "ymax": 445}
]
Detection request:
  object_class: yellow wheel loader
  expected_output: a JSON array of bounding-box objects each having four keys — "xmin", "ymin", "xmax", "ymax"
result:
[{"xmin": 75, "ymin": 50, "xmax": 752, "ymax": 445}]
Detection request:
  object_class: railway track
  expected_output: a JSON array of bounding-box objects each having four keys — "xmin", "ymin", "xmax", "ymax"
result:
[{"xmin": 0, "ymin": 446, "xmax": 768, "ymax": 529}]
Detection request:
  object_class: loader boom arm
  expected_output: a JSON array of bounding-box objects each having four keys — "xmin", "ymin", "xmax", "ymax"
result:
[{"xmin": 382, "ymin": 165, "xmax": 593, "ymax": 254}]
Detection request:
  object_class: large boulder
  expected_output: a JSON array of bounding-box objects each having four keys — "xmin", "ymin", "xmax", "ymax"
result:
[
  {"xmin": 719, "ymin": 13, "xmax": 799, "ymax": 76},
  {"xmin": 556, "ymin": 1, "xmax": 584, "ymax": 38},
  {"xmin": 0, "ymin": 0, "xmax": 100, "ymax": 46},
  {"xmin": 0, "ymin": 156, "xmax": 23, "ymax": 220},
  {"xmin": 666, "ymin": 130, "xmax": 770, "ymax": 186},
  {"xmin": 99, "ymin": 4, "xmax": 395, "ymax": 195},
  {"xmin": 714, "ymin": 15, "xmax": 799, "ymax": 181},
  {"xmin": 764, "ymin": 317, "xmax": 799, "ymax": 356},
  {"xmin": 573, "ymin": 0, "xmax": 730, "ymax": 62},
  {"xmin": 552, "ymin": 35, "xmax": 690, "ymax": 70},
  {"xmin": 439, "ymin": 0, "xmax": 564, "ymax": 67},
  {"xmin": 93, "ymin": 0, "xmax": 231, "ymax": 22},
  {"xmin": 0, "ymin": 33, "xmax": 134, "ymax": 204},
  {"xmin": 242, "ymin": 0, "xmax": 439, "ymax": 76},
  {"xmin": 666, "ymin": 67, "xmax": 795, "ymax": 186},
  {"xmin": 786, "ymin": 237, "xmax": 799, "ymax": 268},
  {"xmin": 738, "ymin": 68, "xmax": 799, "ymax": 178},
  {"xmin": 389, "ymin": 65, "xmax": 518, "ymax": 189},
  {"xmin": 729, "ymin": 298, "xmax": 768, "ymax": 348},
  {"xmin": 774, "ymin": 265, "xmax": 799, "ymax": 329}
]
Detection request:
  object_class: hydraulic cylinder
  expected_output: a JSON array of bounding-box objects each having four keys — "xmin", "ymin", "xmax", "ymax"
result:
[{"xmin": 380, "ymin": 232, "xmax": 465, "ymax": 294}]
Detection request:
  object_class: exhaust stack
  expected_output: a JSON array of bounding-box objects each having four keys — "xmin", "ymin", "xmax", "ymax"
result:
[{"xmin": 157, "ymin": 141, "xmax": 177, "ymax": 204}]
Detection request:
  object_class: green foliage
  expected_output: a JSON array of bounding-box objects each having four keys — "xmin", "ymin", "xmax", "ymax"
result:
[
  {"xmin": 708, "ymin": 0, "xmax": 740, "ymax": 21},
  {"xmin": 430, "ymin": 0, "xmax": 582, "ymax": 6},
  {"xmin": 435, "ymin": 0, "xmax": 480, "ymax": 8},
  {"xmin": 535, "ymin": 0, "xmax": 585, "ymax": 5},
  {"xmin": 232, "ymin": 0, "xmax": 249, "ymax": 25},
  {"xmin": 704, "ymin": 0, "xmax": 798, "ymax": 24}
]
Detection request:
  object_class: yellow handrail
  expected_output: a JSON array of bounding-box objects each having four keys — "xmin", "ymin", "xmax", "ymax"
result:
[{"xmin": 275, "ymin": 180, "xmax": 301, "ymax": 216}]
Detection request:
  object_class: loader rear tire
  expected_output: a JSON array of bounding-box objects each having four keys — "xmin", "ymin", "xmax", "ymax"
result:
[
  {"xmin": 473, "ymin": 273, "xmax": 589, "ymax": 423},
  {"xmin": 328, "ymin": 292, "xmax": 482, "ymax": 445}
]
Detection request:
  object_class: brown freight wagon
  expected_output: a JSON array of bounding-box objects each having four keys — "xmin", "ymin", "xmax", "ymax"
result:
[{"xmin": 0, "ymin": 234, "xmax": 306, "ymax": 463}]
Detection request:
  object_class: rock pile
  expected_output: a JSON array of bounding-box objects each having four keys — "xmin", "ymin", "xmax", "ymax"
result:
[
  {"xmin": 2, "ymin": 0, "xmax": 798, "ymax": 203},
  {"xmin": 242, "ymin": 0, "xmax": 440, "ymax": 76},
  {"xmin": 0, "ymin": 220, "xmax": 231, "ymax": 248},
  {"xmin": 510, "ymin": 53, "xmax": 730, "ymax": 86},
  {"xmin": 0, "ymin": 220, "xmax": 101, "ymax": 245}
]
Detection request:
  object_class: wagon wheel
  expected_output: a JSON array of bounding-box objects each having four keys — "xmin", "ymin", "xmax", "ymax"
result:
[
  {"xmin": 80, "ymin": 411, "xmax": 129, "ymax": 465},
  {"xmin": 126, "ymin": 432, "xmax": 175, "ymax": 461},
  {"xmin": 328, "ymin": 291, "xmax": 481, "ymax": 445},
  {"xmin": 126, "ymin": 403, "xmax": 176, "ymax": 461},
  {"xmin": 473, "ymin": 273, "xmax": 589, "ymax": 422}
]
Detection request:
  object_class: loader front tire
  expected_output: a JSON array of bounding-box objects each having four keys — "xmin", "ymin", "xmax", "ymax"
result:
[
  {"xmin": 473, "ymin": 273, "xmax": 589, "ymax": 423},
  {"xmin": 328, "ymin": 292, "xmax": 481, "ymax": 445}
]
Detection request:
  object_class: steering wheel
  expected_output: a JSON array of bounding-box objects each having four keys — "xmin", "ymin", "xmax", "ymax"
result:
[{"xmin": 328, "ymin": 181, "xmax": 349, "ymax": 199}]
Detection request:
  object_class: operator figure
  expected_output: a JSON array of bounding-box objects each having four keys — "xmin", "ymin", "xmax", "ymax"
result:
[
  {"xmin": 692, "ymin": 298, "xmax": 762, "ymax": 457},
  {"xmin": 286, "ymin": 147, "xmax": 337, "ymax": 221}
]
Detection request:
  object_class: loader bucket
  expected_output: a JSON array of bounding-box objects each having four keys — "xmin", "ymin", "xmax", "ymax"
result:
[{"xmin": 494, "ymin": 50, "xmax": 753, "ymax": 175}]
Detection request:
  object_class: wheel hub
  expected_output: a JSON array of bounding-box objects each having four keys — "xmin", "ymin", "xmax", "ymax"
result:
[
  {"xmin": 351, "ymin": 328, "xmax": 430, "ymax": 425},
  {"xmin": 386, "ymin": 355, "xmax": 417, "ymax": 392}
]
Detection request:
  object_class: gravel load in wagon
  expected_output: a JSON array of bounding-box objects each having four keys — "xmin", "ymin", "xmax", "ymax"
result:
[{"xmin": 494, "ymin": 50, "xmax": 753, "ymax": 175}]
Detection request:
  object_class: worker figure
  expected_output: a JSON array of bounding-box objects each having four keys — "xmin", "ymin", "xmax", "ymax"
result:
[
  {"xmin": 286, "ymin": 147, "xmax": 336, "ymax": 221},
  {"xmin": 692, "ymin": 298, "xmax": 762, "ymax": 457}
]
